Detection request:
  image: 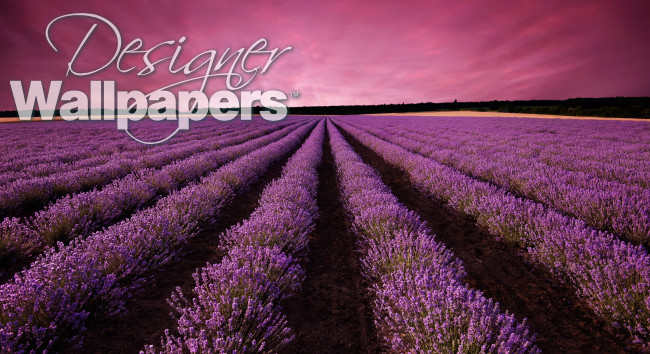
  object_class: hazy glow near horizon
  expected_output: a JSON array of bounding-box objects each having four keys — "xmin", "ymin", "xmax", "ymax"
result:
[{"xmin": 1, "ymin": 0, "xmax": 649, "ymax": 109}]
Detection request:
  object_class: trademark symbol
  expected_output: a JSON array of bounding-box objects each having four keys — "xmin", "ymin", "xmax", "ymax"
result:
[{"xmin": 291, "ymin": 91, "xmax": 300, "ymax": 98}]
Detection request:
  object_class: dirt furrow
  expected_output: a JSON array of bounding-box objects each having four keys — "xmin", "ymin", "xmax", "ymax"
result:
[
  {"xmin": 282, "ymin": 134, "xmax": 381, "ymax": 354},
  {"xmin": 77, "ymin": 152, "xmax": 295, "ymax": 353},
  {"xmin": 339, "ymin": 126, "xmax": 628, "ymax": 353}
]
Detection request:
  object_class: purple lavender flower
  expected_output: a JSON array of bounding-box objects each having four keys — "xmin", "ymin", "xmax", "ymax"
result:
[
  {"xmin": 0, "ymin": 119, "xmax": 318, "ymax": 351},
  {"xmin": 327, "ymin": 120, "xmax": 539, "ymax": 352},
  {"xmin": 334, "ymin": 116, "xmax": 650, "ymax": 346},
  {"xmin": 144, "ymin": 121, "xmax": 325, "ymax": 352}
]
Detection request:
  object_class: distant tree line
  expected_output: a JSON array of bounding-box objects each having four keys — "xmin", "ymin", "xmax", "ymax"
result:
[
  {"xmin": 287, "ymin": 97, "xmax": 650, "ymax": 118},
  {"xmin": 2, "ymin": 97, "xmax": 649, "ymax": 119}
]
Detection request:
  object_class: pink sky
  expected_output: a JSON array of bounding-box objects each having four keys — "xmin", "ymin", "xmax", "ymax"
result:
[{"xmin": 1, "ymin": 0, "xmax": 649, "ymax": 109}]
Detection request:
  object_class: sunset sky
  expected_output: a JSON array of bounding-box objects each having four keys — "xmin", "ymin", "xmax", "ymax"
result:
[{"xmin": 1, "ymin": 0, "xmax": 649, "ymax": 109}]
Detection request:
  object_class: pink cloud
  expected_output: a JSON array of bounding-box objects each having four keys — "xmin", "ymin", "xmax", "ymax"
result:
[{"xmin": 1, "ymin": 0, "xmax": 649, "ymax": 109}]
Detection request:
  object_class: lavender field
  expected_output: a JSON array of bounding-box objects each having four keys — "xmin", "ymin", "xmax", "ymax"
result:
[{"xmin": 0, "ymin": 115, "xmax": 648, "ymax": 353}]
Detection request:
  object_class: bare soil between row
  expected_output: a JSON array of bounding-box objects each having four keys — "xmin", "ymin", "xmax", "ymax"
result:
[
  {"xmin": 338, "ymin": 125, "xmax": 632, "ymax": 353},
  {"xmin": 67, "ymin": 123, "xmax": 638, "ymax": 353},
  {"xmin": 78, "ymin": 149, "xmax": 296, "ymax": 353},
  {"xmin": 281, "ymin": 134, "xmax": 382, "ymax": 353}
]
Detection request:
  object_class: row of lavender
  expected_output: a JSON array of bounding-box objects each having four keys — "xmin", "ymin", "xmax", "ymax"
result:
[
  {"xmin": 144, "ymin": 120, "xmax": 325, "ymax": 352},
  {"xmin": 345, "ymin": 116, "xmax": 650, "ymax": 244},
  {"xmin": 0, "ymin": 119, "xmax": 223, "ymax": 162},
  {"xmin": 0, "ymin": 122, "xmax": 132, "ymax": 171},
  {"xmin": 379, "ymin": 116, "xmax": 650, "ymax": 186},
  {"xmin": 0, "ymin": 120, "xmax": 188, "ymax": 174},
  {"xmin": 0, "ymin": 121, "xmax": 303, "ymax": 276},
  {"xmin": 0, "ymin": 121, "xmax": 258, "ymax": 216},
  {"xmin": 327, "ymin": 120, "xmax": 539, "ymax": 352},
  {"xmin": 0, "ymin": 121, "xmax": 316, "ymax": 352},
  {"xmin": 334, "ymin": 118, "xmax": 650, "ymax": 346},
  {"xmin": 377, "ymin": 117, "xmax": 650, "ymax": 183},
  {"xmin": 0, "ymin": 120, "xmax": 239, "ymax": 186},
  {"xmin": 0, "ymin": 120, "xmax": 298, "ymax": 216}
]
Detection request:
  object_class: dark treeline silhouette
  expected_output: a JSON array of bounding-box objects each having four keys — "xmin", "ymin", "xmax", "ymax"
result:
[
  {"xmin": 1, "ymin": 97, "xmax": 649, "ymax": 119},
  {"xmin": 287, "ymin": 97, "xmax": 650, "ymax": 118}
]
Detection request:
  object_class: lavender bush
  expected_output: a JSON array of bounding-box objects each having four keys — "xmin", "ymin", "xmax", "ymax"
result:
[
  {"xmin": 0, "ymin": 121, "xmax": 303, "ymax": 272},
  {"xmin": 327, "ymin": 120, "xmax": 539, "ymax": 353},
  {"xmin": 0, "ymin": 120, "xmax": 316, "ymax": 352},
  {"xmin": 335, "ymin": 117, "xmax": 650, "ymax": 346},
  {"xmin": 145, "ymin": 121, "xmax": 325, "ymax": 352},
  {"xmin": 0, "ymin": 120, "xmax": 295, "ymax": 217},
  {"xmin": 342, "ymin": 116, "xmax": 650, "ymax": 244},
  {"xmin": 0, "ymin": 120, "xmax": 230, "ymax": 186}
]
